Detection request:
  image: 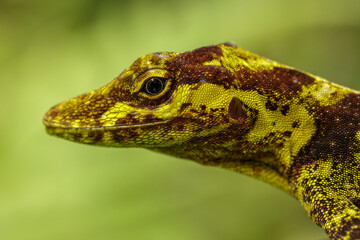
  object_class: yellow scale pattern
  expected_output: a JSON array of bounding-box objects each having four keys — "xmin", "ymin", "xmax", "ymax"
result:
[{"xmin": 44, "ymin": 43, "xmax": 360, "ymax": 240}]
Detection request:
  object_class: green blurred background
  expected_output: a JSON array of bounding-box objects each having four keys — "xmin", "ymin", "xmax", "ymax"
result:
[{"xmin": 1, "ymin": 0, "xmax": 360, "ymax": 239}]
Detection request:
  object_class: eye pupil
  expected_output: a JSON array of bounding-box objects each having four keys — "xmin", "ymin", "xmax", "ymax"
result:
[{"xmin": 145, "ymin": 78, "xmax": 165, "ymax": 95}]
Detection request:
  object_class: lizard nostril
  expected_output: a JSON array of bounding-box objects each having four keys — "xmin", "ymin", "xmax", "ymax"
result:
[
  {"xmin": 43, "ymin": 107, "xmax": 59, "ymax": 127},
  {"xmin": 49, "ymin": 109, "xmax": 58, "ymax": 118}
]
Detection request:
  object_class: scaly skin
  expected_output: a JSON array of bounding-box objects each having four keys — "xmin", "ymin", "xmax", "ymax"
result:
[{"xmin": 43, "ymin": 43, "xmax": 360, "ymax": 240}]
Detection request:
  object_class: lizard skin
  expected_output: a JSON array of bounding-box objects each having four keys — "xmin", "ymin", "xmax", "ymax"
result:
[{"xmin": 43, "ymin": 43, "xmax": 360, "ymax": 240}]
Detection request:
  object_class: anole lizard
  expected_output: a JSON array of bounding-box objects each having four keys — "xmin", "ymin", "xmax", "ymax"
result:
[{"xmin": 43, "ymin": 43, "xmax": 360, "ymax": 240}]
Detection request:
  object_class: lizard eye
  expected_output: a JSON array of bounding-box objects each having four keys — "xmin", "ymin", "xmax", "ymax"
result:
[
  {"xmin": 133, "ymin": 69, "xmax": 173, "ymax": 103},
  {"xmin": 142, "ymin": 77, "xmax": 167, "ymax": 96}
]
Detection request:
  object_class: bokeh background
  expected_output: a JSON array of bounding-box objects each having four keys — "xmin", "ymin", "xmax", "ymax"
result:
[{"xmin": 1, "ymin": 0, "xmax": 360, "ymax": 239}]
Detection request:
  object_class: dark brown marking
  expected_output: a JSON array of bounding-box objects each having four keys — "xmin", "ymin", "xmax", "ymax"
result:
[
  {"xmin": 168, "ymin": 44, "xmax": 237, "ymax": 88},
  {"xmin": 176, "ymin": 125, "xmax": 184, "ymax": 131},
  {"xmin": 351, "ymin": 199, "xmax": 360, "ymax": 209},
  {"xmin": 283, "ymin": 131, "xmax": 292, "ymax": 137},
  {"xmin": 239, "ymin": 67, "xmax": 316, "ymax": 99},
  {"xmin": 337, "ymin": 218, "xmax": 360, "ymax": 239},
  {"xmin": 349, "ymin": 229, "xmax": 360, "ymax": 240},
  {"xmin": 87, "ymin": 131, "xmax": 104, "ymax": 143},
  {"xmin": 265, "ymin": 100, "xmax": 278, "ymax": 111},
  {"xmin": 180, "ymin": 103, "xmax": 192, "ymax": 112},
  {"xmin": 281, "ymin": 104, "xmax": 290, "ymax": 116},
  {"xmin": 292, "ymin": 120, "xmax": 300, "ymax": 128},
  {"xmin": 176, "ymin": 45, "xmax": 223, "ymax": 64}
]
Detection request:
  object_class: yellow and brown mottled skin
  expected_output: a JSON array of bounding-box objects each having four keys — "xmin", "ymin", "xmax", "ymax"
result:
[{"xmin": 43, "ymin": 43, "xmax": 360, "ymax": 240}]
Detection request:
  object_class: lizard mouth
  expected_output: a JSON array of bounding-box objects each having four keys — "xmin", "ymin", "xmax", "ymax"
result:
[
  {"xmin": 43, "ymin": 114, "xmax": 171, "ymax": 146},
  {"xmin": 43, "ymin": 102, "xmax": 171, "ymax": 146},
  {"xmin": 43, "ymin": 106, "xmax": 170, "ymax": 130}
]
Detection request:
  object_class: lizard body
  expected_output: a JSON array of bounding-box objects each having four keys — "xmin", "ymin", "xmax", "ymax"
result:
[{"xmin": 43, "ymin": 43, "xmax": 360, "ymax": 240}]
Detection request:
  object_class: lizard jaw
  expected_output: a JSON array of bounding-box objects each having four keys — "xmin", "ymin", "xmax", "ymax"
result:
[
  {"xmin": 43, "ymin": 104, "xmax": 173, "ymax": 147},
  {"xmin": 44, "ymin": 120, "xmax": 171, "ymax": 147}
]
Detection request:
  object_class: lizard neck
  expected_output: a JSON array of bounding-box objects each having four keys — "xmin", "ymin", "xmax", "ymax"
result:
[{"xmin": 152, "ymin": 72, "xmax": 360, "ymax": 197}]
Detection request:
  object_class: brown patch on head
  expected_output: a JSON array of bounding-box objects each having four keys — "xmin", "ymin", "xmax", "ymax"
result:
[
  {"xmin": 171, "ymin": 62, "xmax": 235, "ymax": 87},
  {"xmin": 177, "ymin": 45, "xmax": 223, "ymax": 64},
  {"xmin": 239, "ymin": 67, "xmax": 315, "ymax": 99},
  {"xmin": 167, "ymin": 44, "xmax": 239, "ymax": 88}
]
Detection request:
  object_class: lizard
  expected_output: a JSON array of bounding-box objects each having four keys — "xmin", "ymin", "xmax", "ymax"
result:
[{"xmin": 43, "ymin": 42, "xmax": 360, "ymax": 240}]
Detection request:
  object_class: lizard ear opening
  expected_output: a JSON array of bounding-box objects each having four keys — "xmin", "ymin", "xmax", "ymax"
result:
[{"xmin": 228, "ymin": 97, "xmax": 247, "ymax": 122}]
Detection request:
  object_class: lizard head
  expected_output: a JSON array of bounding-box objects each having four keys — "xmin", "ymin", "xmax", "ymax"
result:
[{"xmin": 43, "ymin": 43, "xmax": 257, "ymax": 150}]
